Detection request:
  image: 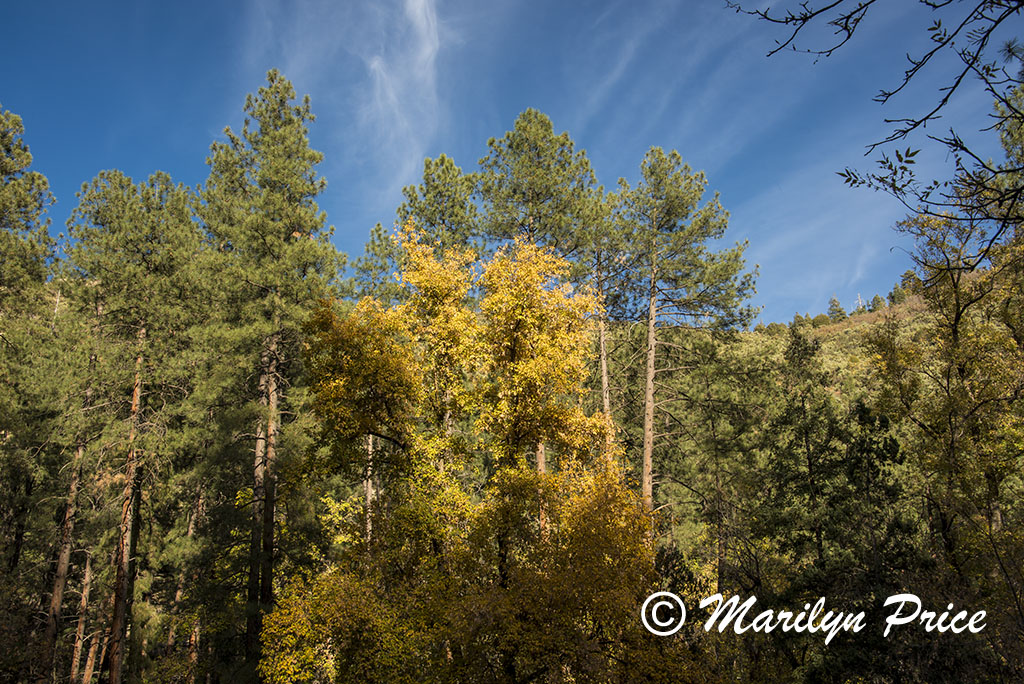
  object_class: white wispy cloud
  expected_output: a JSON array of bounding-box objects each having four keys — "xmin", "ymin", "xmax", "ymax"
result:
[
  {"xmin": 362, "ymin": 0, "xmax": 442, "ymax": 190},
  {"xmin": 238, "ymin": 0, "xmax": 448, "ymax": 228}
]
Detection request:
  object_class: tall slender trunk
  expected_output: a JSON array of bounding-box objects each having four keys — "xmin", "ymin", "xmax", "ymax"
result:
[
  {"xmin": 84, "ymin": 590, "xmax": 114, "ymax": 684},
  {"xmin": 986, "ymin": 469, "xmax": 1003, "ymax": 532},
  {"xmin": 43, "ymin": 353, "xmax": 96, "ymax": 681},
  {"xmin": 598, "ymin": 317, "xmax": 611, "ymax": 419},
  {"xmin": 70, "ymin": 552, "xmax": 92, "ymax": 683},
  {"xmin": 129, "ymin": 636, "xmax": 147, "ymax": 682},
  {"xmin": 260, "ymin": 336, "xmax": 279, "ymax": 618},
  {"xmin": 104, "ymin": 328, "xmax": 146, "ymax": 684},
  {"xmin": 441, "ymin": 392, "xmax": 453, "ymax": 471},
  {"xmin": 187, "ymin": 621, "xmax": 200, "ymax": 684},
  {"xmin": 246, "ymin": 326, "xmax": 280, "ymax": 680},
  {"xmin": 39, "ymin": 441, "xmax": 85, "ymax": 682},
  {"xmin": 642, "ymin": 269, "xmax": 658, "ymax": 512},
  {"xmin": 594, "ymin": 263, "xmax": 612, "ymax": 425},
  {"xmin": 598, "ymin": 315, "xmax": 615, "ymax": 456},
  {"xmin": 364, "ymin": 435, "xmax": 374, "ymax": 543},
  {"xmin": 90, "ymin": 581, "xmax": 117, "ymax": 684},
  {"xmin": 245, "ymin": 351, "xmax": 269, "ymax": 666},
  {"xmin": 205, "ymin": 642, "xmax": 214, "ymax": 684},
  {"xmin": 593, "ymin": 258, "xmax": 616, "ymax": 457},
  {"xmin": 6, "ymin": 475, "xmax": 31, "ymax": 572},
  {"xmin": 81, "ymin": 632, "xmax": 101, "ymax": 684},
  {"xmin": 537, "ymin": 442, "xmax": 547, "ymax": 538}
]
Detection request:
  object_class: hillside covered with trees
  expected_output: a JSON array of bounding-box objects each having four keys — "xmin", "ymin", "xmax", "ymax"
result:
[{"xmin": 2, "ymin": 10, "xmax": 1024, "ymax": 682}]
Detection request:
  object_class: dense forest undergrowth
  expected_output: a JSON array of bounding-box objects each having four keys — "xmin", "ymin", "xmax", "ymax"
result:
[{"xmin": 2, "ymin": 46, "xmax": 1024, "ymax": 684}]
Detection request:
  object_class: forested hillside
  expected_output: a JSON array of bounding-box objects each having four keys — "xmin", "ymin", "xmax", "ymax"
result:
[{"xmin": 2, "ymin": 49, "xmax": 1023, "ymax": 684}]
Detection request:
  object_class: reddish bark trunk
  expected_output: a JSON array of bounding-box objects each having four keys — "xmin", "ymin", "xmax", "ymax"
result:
[
  {"xmin": 103, "ymin": 329, "xmax": 146, "ymax": 684},
  {"xmin": 39, "ymin": 442, "xmax": 84, "ymax": 683},
  {"xmin": 70, "ymin": 552, "xmax": 92, "ymax": 683},
  {"xmin": 642, "ymin": 271, "xmax": 657, "ymax": 511}
]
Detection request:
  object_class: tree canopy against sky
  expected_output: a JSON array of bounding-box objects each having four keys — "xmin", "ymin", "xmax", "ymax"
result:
[{"xmin": 5, "ymin": 0, "xmax": 1013, "ymax": 323}]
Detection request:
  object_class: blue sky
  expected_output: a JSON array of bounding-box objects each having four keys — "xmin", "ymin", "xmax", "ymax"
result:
[{"xmin": 3, "ymin": 0, "xmax": 1008, "ymax": 323}]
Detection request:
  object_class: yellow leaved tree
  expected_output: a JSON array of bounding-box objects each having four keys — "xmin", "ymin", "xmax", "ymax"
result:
[{"xmin": 263, "ymin": 225, "xmax": 710, "ymax": 683}]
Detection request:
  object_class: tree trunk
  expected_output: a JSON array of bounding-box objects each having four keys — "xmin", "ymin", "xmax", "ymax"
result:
[
  {"xmin": 6, "ymin": 474, "xmax": 31, "ymax": 573},
  {"xmin": 986, "ymin": 468, "xmax": 1003, "ymax": 532},
  {"xmin": 364, "ymin": 435, "xmax": 374, "ymax": 543},
  {"xmin": 595, "ymin": 267, "xmax": 612, "ymax": 421},
  {"xmin": 81, "ymin": 631, "xmax": 101, "ymax": 684},
  {"xmin": 598, "ymin": 317, "xmax": 611, "ymax": 419},
  {"xmin": 260, "ymin": 334, "xmax": 279, "ymax": 625},
  {"xmin": 103, "ymin": 330, "xmax": 146, "ymax": 684},
  {"xmin": 39, "ymin": 442, "xmax": 85, "ymax": 683},
  {"xmin": 246, "ymin": 328, "xmax": 280, "ymax": 681},
  {"xmin": 85, "ymin": 590, "xmax": 114, "ymax": 684},
  {"xmin": 43, "ymin": 353, "xmax": 96, "ymax": 682},
  {"xmin": 537, "ymin": 442, "xmax": 547, "ymax": 538},
  {"xmin": 187, "ymin": 619, "xmax": 200, "ymax": 684},
  {"xmin": 441, "ymin": 399, "xmax": 453, "ymax": 470},
  {"xmin": 70, "ymin": 552, "xmax": 92, "ymax": 684},
  {"xmin": 642, "ymin": 270, "xmax": 658, "ymax": 511},
  {"xmin": 244, "ymin": 350, "xmax": 269, "ymax": 667}
]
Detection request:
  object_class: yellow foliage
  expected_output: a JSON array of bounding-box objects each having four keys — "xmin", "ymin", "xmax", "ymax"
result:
[
  {"xmin": 305, "ymin": 296, "xmax": 421, "ymax": 475},
  {"xmin": 478, "ymin": 237, "xmax": 606, "ymax": 464},
  {"xmin": 268, "ymin": 228, "xmax": 710, "ymax": 682}
]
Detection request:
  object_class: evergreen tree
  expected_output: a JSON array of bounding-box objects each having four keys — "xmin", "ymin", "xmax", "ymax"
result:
[
  {"xmin": 0, "ymin": 104, "xmax": 57, "ymax": 680},
  {"xmin": 65, "ymin": 168, "xmax": 201, "ymax": 684},
  {"xmin": 355, "ymin": 153, "xmax": 479, "ymax": 303},
  {"xmin": 199, "ymin": 69, "xmax": 343, "ymax": 681},
  {"xmin": 478, "ymin": 108, "xmax": 600, "ymax": 262},
  {"xmin": 398, "ymin": 153, "xmax": 479, "ymax": 253},
  {"xmin": 887, "ymin": 282, "xmax": 906, "ymax": 306},
  {"xmin": 827, "ymin": 295, "xmax": 846, "ymax": 321},
  {"xmin": 353, "ymin": 222, "xmax": 404, "ymax": 303},
  {"xmin": 577, "ymin": 189, "xmax": 624, "ymax": 426},
  {"xmin": 0, "ymin": 105, "xmax": 52, "ymax": 313},
  {"xmin": 615, "ymin": 147, "xmax": 756, "ymax": 510}
]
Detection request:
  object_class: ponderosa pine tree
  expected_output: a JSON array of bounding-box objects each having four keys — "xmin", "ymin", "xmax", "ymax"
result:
[
  {"xmin": 199, "ymin": 69, "xmax": 343, "ymax": 681},
  {"xmin": 354, "ymin": 222, "xmax": 405, "ymax": 303},
  {"xmin": 615, "ymin": 147, "xmax": 756, "ymax": 511},
  {"xmin": 0, "ymin": 105, "xmax": 52, "ymax": 319},
  {"xmin": 399, "ymin": 153, "xmax": 480, "ymax": 253},
  {"xmin": 0, "ymin": 105, "xmax": 54, "ymax": 570},
  {"xmin": 478, "ymin": 108, "xmax": 601, "ymax": 262},
  {"xmin": 65, "ymin": 169, "xmax": 200, "ymax": 684},
  {"xmin": 576, "ymin": 189, "xmax": 624, "ymax": 428},
  {"xmin": 354, "ymin": 154, "xmax": 479, "ymax": 304},
  {"xmin": 0, "ymin": 104, "xmax": 58, "ymax": 680}
]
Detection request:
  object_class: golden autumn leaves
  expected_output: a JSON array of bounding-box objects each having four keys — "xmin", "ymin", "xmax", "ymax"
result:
[
  {"xmin": 266, "ymin": 225, "xmax": 669, "ymax": 682},
  {"xmin": 306, "ymin": 222, "xmax": 609, "ymax": 473}
]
